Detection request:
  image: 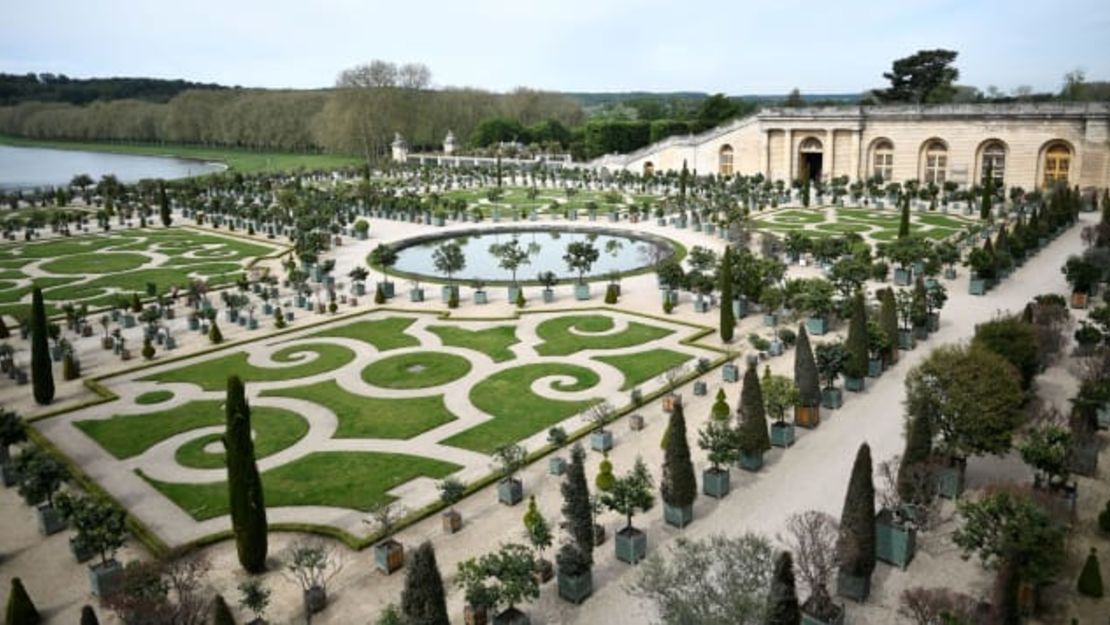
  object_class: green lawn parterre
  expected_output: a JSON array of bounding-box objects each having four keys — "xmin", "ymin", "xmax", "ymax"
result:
[
  {"xmin": 142, "ymin": 342, "xmax": 357, "ymax": 391},
  {"xmin": 594, "ymin": 348, "xmax": 694, "ymax": 391},
  {"xmin": 749, "ymin": 206, "xmax": 975, "ymax": 244},
  {"xmin": 427, "ymin": 325, "xmax": 520, "ymax": 362},
  {"xmin": 535, "ymin": 314, "xmax": 673, "ymax": 356},
  {"xmin": 361, "ymin": 351, "xmax": 472, "ymax": 389}
]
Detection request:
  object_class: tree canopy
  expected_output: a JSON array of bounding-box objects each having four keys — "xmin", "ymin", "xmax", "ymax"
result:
[{"xmin": 874, "ymin": 49, "xmax": 960, "ymax": 104}]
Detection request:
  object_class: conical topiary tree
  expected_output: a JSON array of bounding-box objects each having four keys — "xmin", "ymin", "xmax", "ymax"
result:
[
  {"xmin": 661, "ymin": 403, "xmax": 697, "ymax": 518},
  {"xmin": 898, "ymin": 195, "xmax": 910, "ymax": 239},
  {"xmin": 843, "ymin": 291, "xmax": 868, "ymax": 382},
  {"xmin": 80, "ymin": 604, "xmax": 100, "ymax": 625},
  {"xmin": 225, "ymin": 375, "xmax": 268, "ymax": 573},
  {"xmin": 209, "ymin": 319, "xmax": 224, "ymax": 344},
  {"xmin": 897, "ymin": 413, "xmax": 933, "ymax": 504},
  {"xmin": 836, "ymin": 443, "xmax": 876, "ymax": 598},
  {"xmin": 1078, "ymin": 547, "xmax": 1104, "ymax": 598},
  {"xmin": 738, "ymin": 364, "xmax": 771, "ymax": 456},
  {"xmin": 765, "ymin": 551, "xmax": 801, "ymax": 625},
  {"xmin": 560, "ymin": 443, "xmax": 594, "ymax": 567},
  {"xmin": 794, "ymin": 324, "xmax": 821, "ymax": 408},
  {"xmin": 719, "ymin": 246, "xmax": 735, "ymax": 343},
  {"xmin": 5, "ymin": 577, "xmax": 40, "ymax": 625},
  {"xmin": 401, "ymin": 541, "xmax": 450, "ymax": 625},
  {"xmin": 879, "ymin": 288, "xmax": 899, "ymax": 362},
  {"xmin": 210, "ymin": 595, "xmax": 236, "ymax": 625},
  {"xmin": 711, "ymin": 388, "xmax": 731, "ymax": 420},
  {"xmin": 30, "ymin": 288, "xmax": 54, "ymax": 406}
]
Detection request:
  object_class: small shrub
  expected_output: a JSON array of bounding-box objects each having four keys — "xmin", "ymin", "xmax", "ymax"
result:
[
  {"xmin": 62, "ymin": 352, "xmax": 81, "ymax": 380},
  {"xmin": 274, "ymin": 309, "xmax": 286, "ymax": 329},
  {"xmin": 141, "ymin": 338, "xmax": 155, "ymax": 361},
  {"xmin": 777, "ymin": 327, "xmax": 797, "ymax": 347},
  {"xmin": 375, "ymin": 284, "xmax": 386, "ymax": 304},
  {"xmin": 448, "ymin": 291, "xmax": 459, "ymax": 309},
  {"xmin": 515, "ymin": 288, "xmax": 526, "ymax": 308},
  {"xmin": 748, "ymin": 333, "xmax": 770, "ymax": 352},
  {"xmin": 604, "ymin": 284, "xmax": 618, "ymax": 304},
  {"xmin": 1078, "ymin": 548, "xmax": 1104, "ymax": 598},
  {"xmin": 663, "ymin": 299, "xmax": 675, "ymax": 314},
  {"xmin": 208, "ymin": 320, "xmax": 223, "ymax": 344}
]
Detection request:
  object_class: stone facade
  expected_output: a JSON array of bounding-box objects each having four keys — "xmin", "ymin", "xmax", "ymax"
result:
[{"xmin": 591, "ymin": 103, "xmax": 1110, "ymax": 191}]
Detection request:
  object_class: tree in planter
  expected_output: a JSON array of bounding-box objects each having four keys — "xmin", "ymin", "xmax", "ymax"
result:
[
  {"xmin": 781, "ymin": 510, "xmax": 841, "ymax": 624},
  {"xmin": 0, "ymin": 408, "xmax": 27, "ymax": 465},
  {"xmin": 438, "ymin": 477, "xmax": 466, "ymax": 531},
  {"xmin": 54, "ymin": 492, "xmax": 126, "ymax": 567},
  {"xmin": 836, "ymin": 443, "xmax": 876, "ymax": 600},
  {"xmin": 15, "ymin": 446, "xmax": 67, "ymax": 509},
  {"xmin": 711, "ymin": 388, "xmax": 731, "ymax": 420},
  {"xmin": 564, "ymin": 240, "xmax": 600, "ymax": 285},
  {"xmin": 523, "ymin": 495, "xmax": 554, "ymax": 579},
  {"xmin": 738, "ymin": 364, "xmax": 771, "ymax": 460},
  {"xmin": 237, "ymin": 578, "xmax": 270, "ymax": 624},
  {"xmin": 698, "ymin": 417, "xmax": 740, "ymax": 473},
  {"xmin": 629, "ymin": 532, "xmax": 776, "ymax": 625},
  {"xmin": 560, "ymin": 443, "xmax": 594, "ymax": 567},
  {"xmin": 719, "ymin": 246, "xmax": 736, "ymax": 342},
  {"xmin": 208, "ymin": 319, "xmax": 223, "ymax": 344},
  {"xmin": 794, "ymin": 325, "xmax": 821, "ymax": 416},
  {"xmin": 971, "ymin": 315, "xmax": 1041, "ymax": 391},
  {"xmin": 1018, "ymin": 425, "xmax": 1072, "ymax": 490},
  {"xmin": 765, "ymin": 551, "xmax": 801, "ymax": 625},
  {"xmin": 843, "ymin": 291, "xmax": 869, "ymax": 384},
  {"xmin": 814, "ymin": 341, "xmax": 847, "ymax": 393},
  {"xmin": 1077, "ymin": 547, "xmax": 1103, "ymax": 598},
  {"xmin": 493, "ymin": 443, "xmax": 527, "ymax": 503},
  {"xmin": 599, "ymin": 457, "xmax": 654, "ymax": 559},
  {"xmin": 762, "ymin": 365, "xmax": 799, "ymax": 430},
  {"xmin": 968, "ymin": 243, "xmax": 997, "ymax": 282},
  {"xmin": 401, "ymin": 541, "xmax": 449, "ymax": 625},
  {"xmin": 285, "ymin": 537, "xmax": 343, "ymax": 618},
  {"xmin": 5, "ymin": 577, "xmax": 40, "ymax": 625},
  {"xmin": 224, "ymin": 376, "xmax": 268, "ymax": 573},
  {"xmin": 431, "ymin": 241, "xmax": 466, "ymax": 292},
  {"xmin": 661, "ymin": 403, "xmax": 697, "ymax": 525},
  {"xmin": 489, "ymin": 238, "xmax": 534, "ymax": 288},
  {"xmin": 471, "ymin": 543, "xmax": 542, "ymax": 622},
  {"xmin": 370, "ymin": 243, "xmax": 399, "ymax": 290},
  {"xmin": 878, "ymin": 288, "xmax": 899, "ymax": 362},
  {"xmin": 29, "ymin": 288, "xmax": 53, "ymax": 405}
]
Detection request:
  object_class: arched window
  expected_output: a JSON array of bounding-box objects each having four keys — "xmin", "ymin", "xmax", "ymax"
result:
[
  {"xmin": 871, "ymin": 139, "xmax": 894, "ymax": 181},
  {"xmin": 980, "ymin": 141, "xmax": 1006, "ymax": 186},
  {"xmin": 800, "ymin": 137, "xmax": 823, "ymax": 153},
  {"xmin": 922, "ymin": 140, "xmax": 947, "ymax": 185},
  {"xmin": 718, "ymin": 145, "xmax": 734, "ymax": 176},
  {"xmin": 643, "ymin": 161, "xmax": 654, "ymax": 176},
  {"xmin": 1042, "ymin": 143, "xmax": 1071, "ymax": 188}
]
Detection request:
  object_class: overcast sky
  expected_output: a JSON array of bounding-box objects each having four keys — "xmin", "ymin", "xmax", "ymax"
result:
[{"xmin": 3, "ymin": 0, "xmax": 1108, "ymax": 95}]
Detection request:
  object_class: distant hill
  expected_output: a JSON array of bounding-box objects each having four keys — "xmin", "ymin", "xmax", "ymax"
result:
[
  {"xmin": 0, "ymin": 73, "xmax": 231, "ymax": 106},
  {"xmin": 564, "ymin": 91, "xmax": 862, "ymax": 108}
]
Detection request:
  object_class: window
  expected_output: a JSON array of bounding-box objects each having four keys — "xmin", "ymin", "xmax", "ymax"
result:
[
  {"xmin": 718, "ymin": 145, "xmax": 734, "ymax": 176},
  {"xmin": 981, "ymin": 142, "xmax": 1006, "ymax": 186},
  {"xmin": 643, "ymin": 161, "xmax": 654, "ymax": 176},
  {"xmin": 1042, "ymin": 144, "xmax": 1071, "ymax": 188},
  {"xmin": 923, "ymin": 140, "xmax": 947, "ymax": 185},
  {"xmin": 872, "ymin": 140, "xmax": 894, "ymax": 181}
]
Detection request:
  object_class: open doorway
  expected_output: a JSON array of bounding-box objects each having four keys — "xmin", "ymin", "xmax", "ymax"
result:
[{"xmin": 799, "ymin": 137, "xmax": 823, "ymax": 182}]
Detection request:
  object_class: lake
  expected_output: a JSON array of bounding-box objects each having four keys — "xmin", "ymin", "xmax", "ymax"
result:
[{"xmin": 0, "ymin": 145, "xmax": 225, "ymax": 190}]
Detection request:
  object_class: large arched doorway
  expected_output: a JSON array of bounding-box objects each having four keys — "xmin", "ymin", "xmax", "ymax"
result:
[
  {"xmin": 799, "ymin": 137, "xmax": 823, "ymax": 181},
  {"xmin": 718, "ymin": 145, "xmax": 734, "ymax": 176},
  {"xmin": 1040, "ymin": 142, "xmax": 1072, "ymax": 189}
]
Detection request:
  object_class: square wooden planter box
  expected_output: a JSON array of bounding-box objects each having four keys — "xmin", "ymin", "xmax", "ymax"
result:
[
  {"xmin": 933, "ymin": 458, "xmax": 966, "ymax": 499},
  {"xmin": 662, "ymin": 393, "xmax": 682, "ymax": 414},
  {"xmin": 770, "ymin": 422, "xmax": 795, "ymax": 448},
  {"xmin": 875, "ymin": 508, "xmax": 916, "ymax": 569},
  {"xmin": 542, "ymin": 289, "xmax": 555, "ymax": 303},
  {"xmin": 590, "ymin": 430, "xmax": 614, "ymax": 453},
  {"xmin": 844, "ymin": 376, "xmax": 865, "ymax": 393},
  {"xmin": 763, "ymin": 313, "xmax": 779, "ymax": 327},
  {"xmin": 805, "ymin": 316, "xmax": 828, "ymax": 336},
  {"xmin": 867, "ymin": 358, "xmax": 883, "ymax": 378},
  {"xmin": 722, "ymin": 363, "xmax": 740, "ymax": 382},
  {"xmin": 628, "ymin": 414, "xmax": 645, "ymax": 431},
  {"xmin": 836, "ymin": 570, "xmax": 871, "ymax": 602},
  {"xmin": 409, "ymin": 288, "xmax": 425, "ymax": 302},
  {"xmin": 702, "ymin": 467, "xmax": 730, "ymax": 498},
  {"xmin": 663, "ymin": 503, "xmax": 693, "ymax": 528},
  {"xmin": 442, "ymin": 510, "xmax": 463, "ymax": 534},
  {"xmin": 574, "ymin": 284, "xmax": 591, "ymax": 301},
  {"xmin": 794, "ymin": 405, "xmax": 820, "ymax": 429},
  {"xmin": 897, "ymin": 330, "xmax": 916, "ymax": 351},
  {"xmin": 493, "ymin": 607, "xmax": 530, "ymax": 625},
  {"xmin": 893, "ymin": 268, "xmax": 912, "ymax": 286},
  {"xmin": 36, "ymin": 505, "xmax": 67, "ymax": 535},
  {"xmin": 498, "ymin": 478, "xmax": 523, "ymax": 506},
  {"xmin": 373, "ymin": 540, "xmax": 405, "ymax": 574},
  {"xmin": 557, "ymin": 571, "xmax": 592, "ymax": 604},
  {"xmin": 693, "ymin": 381, "xmax": 707, "ymax": 396},
  {"xmin": 549, "ymin": 456, "xmax": 567, "ymax": 475},
  {"xmin": 821, "ymin": 388, "xmax": 843, "ymax": 410},
  {"xmin": 968, "ymin": 278, "xmax": 987, "ymax": 295},
  {"xmin": 738, "ymin": 450, "xmax": 764, "ymax": 472},
  {"xmin": 615, "ymin": 527, "xmax": 648, "ymax": 564},
  {"xmin": 89, "ymin": 559, "xmax": 124, "ymax": 597}
]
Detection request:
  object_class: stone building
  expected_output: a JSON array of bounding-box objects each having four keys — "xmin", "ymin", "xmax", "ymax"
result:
[{"xmin": 590, "ymin": 103, "xmax": 1110, "ymax": 192}]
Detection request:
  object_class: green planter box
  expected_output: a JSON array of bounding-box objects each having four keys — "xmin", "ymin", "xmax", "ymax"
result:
[
  {"xmin": 702, "ymin": 467, "xmax": 730, "ymax": 498},
  {"xmin": 557, "ymin": 571, "xmax": 592, "ymax": 604},
  {"xmin": 912, "ymin": 325, "xmax": 929, "ymax": 341},
  {"xmin": 934, "ymin": 459, "xmax": 966, "ymax": 499},
  {"xmin": 693, "ymin": 298, "xmax": 710, "ymax": 313},
  {"xmin": 543, "ymin": 289, "xmax": 555, "ymax": 303},
  {"xmin": 663, "ymin": 503, "xmax": 693, "ymax": 528},
  {"xmin": 770, "ymin": 422, "xmax": 795, "ymax": 448},
  {"xmin": 722, "ymin": 363, "xmax": 739, "ymax": 382},
  {"xmin": 374, "ymin": 540, "xmax": 405, "ymax": 574},
  {"xmin": 821, "ymin": 387, "xmax": 843, "ymax": 410},
  {"xmin": 836, "ymin": 570, "xmax": 871, "ymax": 602},
  {"xmin": 894, "ymin": 268, "xmax": 911, "ymax": 286},
  {"xmin": 1097, "ymin": 403, "xmax": 1110, "ymax": 430},
  {"xmin": 498, "ymin": 478, "xmax": 523, "ymax": 506},
  {"xmin": 944, "ymin": 267, "xmax": 957, "ymax": 280},
  {"xmin": 844, "ymin": 376, "xmax": 865, "ymax": 392},
  {"xmin": 805, "ymin": 316, "xmax": 828, "ymax": 336},
  {"xmin": 508, "ymin": 286, "xmax": 521, "ymax": 302},
  {"xmin": 875, "ymin": 509, "xmax": 916, "ymax": 569},
  {"xmin": 763, "ymin": 313, "xmax": 778, "ymax": 327},
  {"xmin": 549, "ymin": 457, "xmax": 566, "ymax": 476},
  {"xmin": 575, "ymin": 284, "xmax": 591, "ymax": 301},
  {"xmin": 89, "ymin": 559, "xmax": 124, "ymax": 597},
  {"xmin": 615, "ymin": 527, "xmax": 648, "ymax": 564},
  {"xmin": 898, "ymin": 330, "xmax": 916, "ymax": 351},
  {"xmin": 968, "ymin": 278, "xmax": 987, "ymax": 295},
  {"xmin": 738, "ymin": 450, "xmax": 764, "ymax": 472},
  {"xmin": 409, "ymin": 288, "xmax": 425, "ymax": 302},
  {"xmin": 36, "ymin": 505, "xmax": 67, "ymax": 536},
  {"xmin": 474, "ymin": 291, "xmax": 489, "ymax": 305},
  {"xmin": 867, "ymin": 358, "xmax": 883, "ymax": 378},
  {"xmin": 441, "ymin": 285, "xmax": 459, "ymax": 302},
  {"xmin": 693, "ymin": 380, "xmax": 707, "ymax": 396},
  {"xmin": 381, "ymin": 281, "xmax": 395, "ymax": 298},
  {"xmin": 733, "ymin": 297, "xmax": 748, "ymax": 318},
  {"xmin": 590, "ymin": 430, "xmax": 613, "ymax": 453}
]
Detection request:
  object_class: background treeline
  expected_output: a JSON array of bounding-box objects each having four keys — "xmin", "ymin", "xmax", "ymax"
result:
[{"xmin": 0, "ymin": 73, "xmax": 228, "ymax": 106}]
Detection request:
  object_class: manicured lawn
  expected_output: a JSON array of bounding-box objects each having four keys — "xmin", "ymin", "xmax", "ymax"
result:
[
  {"xmin": 142, "ymin": 342, "xmax": 357, "ymax": 391},
  {"xmin": 135, "ymin": 390, "xmax": 174, "ymax": 405},
  {"xmin": 39, "ymin": 252, "xmax": 151, "ymax": 274},
  {"xmin": 535, "ymin": 314, "xmax": 673, "ymax": 356},
  {"xmin": 262, "ymin": 380, "xmax": 457, "ymax": 439},
  {"xmin": 361, "ymin": 351, "xmax": 472, "ymax": 389},
  {"xmin": 428, "ymin": 325, "xmax": 519, "ymax": 362},
  {"xmin": 309, "ymin": 317, "xmax": 419, "ymax": 351},
  {"xmin": 446, "ymin": 363, "xmax": 601, "ymax": 453},
  {"xmin": 142, "ymin": 451, "xmax": 461, "ymax": 521},
  {"xmin": 174, "ymin": 407, "xmax": 310, "ymax": 469},
  {"xmin": 74, "ymin": 401, "xmax": 308, "ymax": 460},
  {"xmin": 594, "ymin": 348, "xmax": 694, "ymax": 391}
]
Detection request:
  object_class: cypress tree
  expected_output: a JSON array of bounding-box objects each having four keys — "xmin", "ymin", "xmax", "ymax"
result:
[
  {"xmin": 210, "ymin": 594, "xmax": 236, "ymax": 625},
  {"xmin": 719, "ymin": 246, "xmax": 735, "ymax": 342},
  {"xmin": 29, "ymin": 288, "xmax": 53, "ymax": 406},
  {"xmin": 897, "ymin": 195, "xmax": 910, "ymax": 239},
  {"xmin": 897, "ymin": 413, "xmax": 933, "ymax": 503},
  {"xmin": 738, "ymin": 364, "xmax": 771, "ymax": 454},
  {"xmin": 225, "ymin": 375, "xmax": 268, "ymax": 573},
  {"xmin": 660, "ymin": 402, "xmax": 697, "ymax": 509},
  {"xmin": 159, "ymin": 182, "xmax": 172, "ymax": 228},
  {"xmin": 209, "ymin": 320, "xmax": 223, "ymax": 344},
  {"xmin": 401, "ymin": 541, "xmax": 450, "ymax": 625},
  {"xmin": 1078, "ymin": 547, "xmax": 1104, "ymax": 598},
  {"xmin": 843, "ymin": 291, "xmax": 869, "ymax": 381},
  {"xmin": 794, "ymin": 324, "xmax": 821, "ymax": 408},
  {"xmin": 836, "ymin": 443, "xmax": 876, "ymax": 580},
  {"xmin": 879, "ymin": 288, "xmax": 899, "ymax": 362},
  {"xmin": 79, "ymin": 605, "xmax": 100, "ymax": 625},
  {"xmin": 560, "ymin": 443, "xmax": 594, "ymax": 567},
  {"xmin": 765, "ymin": 551, "xmax": 801, "ymax": 625},
  {"xmin": 711, "ymin": 388, "xmax": 731, "ymax": 420},
  {"xmin": 5, "ymin": 577, "xmax": 40, "ymax": 625}
]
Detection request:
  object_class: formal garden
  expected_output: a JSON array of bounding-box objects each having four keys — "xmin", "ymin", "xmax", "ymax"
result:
[{"xmin": 749, "ymin": 206, "xmax": 977, "ymax": 242}]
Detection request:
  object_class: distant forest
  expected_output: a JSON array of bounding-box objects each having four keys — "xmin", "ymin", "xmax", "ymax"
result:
[{"xmin": 0, "ymin": 73, "xmax": 229, "ymax": 106}]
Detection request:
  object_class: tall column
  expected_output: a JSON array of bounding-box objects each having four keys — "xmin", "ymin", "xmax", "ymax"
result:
[
  {"xmin": 850, "ymin": 130, "xmax": 862, "ymax": 180},
  {"xmin": 826, "ymin": 130, "xmax": 836, "ymax": 180},
  {"xmin": 764, "ymin": 130, "xmax": 772, "ymax": 178},
  {"xmin": 782, "ymin": 129, "xmax": 793, "ymax": 182}
]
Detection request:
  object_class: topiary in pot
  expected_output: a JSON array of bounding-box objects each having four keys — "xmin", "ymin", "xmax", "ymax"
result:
[
  {"xmin": 5, "ymin": 577, "xmax": 40, "ymax": 625},
  {"xmin": 1078, "ymin": 547, "xmax": 1104, "ymax": 598}
]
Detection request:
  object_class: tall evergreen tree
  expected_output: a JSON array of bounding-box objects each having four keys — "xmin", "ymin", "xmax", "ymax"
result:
[
  {"xmin": 158, "ymin": 181, "xmax": 172, "ymax": 228},
  {"xmin": 560, "ymin": 443, "xmax": 594, "ymax": 567},
  {"xmin": 837, "ymin": 443, "xmax": 876, "ymax": 581},
  {"xmin": 719, "ymin": 246, "xmax": 735, "ymax": 342},
  {"xmin": 843, "ymin": 291, "xmax": 869, "ymax": 380},
  {"xmin": 738, "ymin": 364, "xmax": 771, "ymax": 455},
  {"xmin": 897, "ymin": 195, "xmax": 910, "ymax": 239},
  {"xmin": 660, "ymin": 403, "xmax": 697, "ymax": 509},
  {"xmin": 765, "ymin": 551, "xmax": 801, "ymax": 625},
  {"xmin": 1077, "ymin": 547, "xmax": 1104, "ymax": 598},
  {"xmin": 897, "ymin": 413, "xmax": 933, "ymax": 503},
  {"xmin": 879, "ymin": 288, "xmax": 899, "ymax": 362},
  {"xmin": 5, "ymin": 577, "xmax": 40, "ymax": 625},
  {"xmin": 210, "ymin": 594, "xmax": 236, "ymax": 625},
  {"xmin": 224, "ymin": 375, "xmax": 268, "ymax": 573},
  {"xmin": 401, "ymin": 542, "xmax": 450, "ymax": 625},
  {"xmin": 29, "ymin": 288, "xmax": 53, "ymax": 406},
  {"xmin": 794, "ymin": 324, "xmax": 821, "ymax": 408},
  {"xmin": 79, "ymin": 605, "xmax": 100, "ymax": 625}
]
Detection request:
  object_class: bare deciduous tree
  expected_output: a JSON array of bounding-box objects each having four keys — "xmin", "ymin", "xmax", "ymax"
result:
[
  {"xmin": 898, "ymin": 586, "xmax": 983, "ymax": 625},
  {"xmin": 779, "ymin": 511, "xmax": 838, "ymax": 608}
]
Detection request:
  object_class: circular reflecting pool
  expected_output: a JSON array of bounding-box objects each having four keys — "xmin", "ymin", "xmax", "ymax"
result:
[{"xmin": 390, "ymin": 227, "xmax": 675, "ymax": 283}]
